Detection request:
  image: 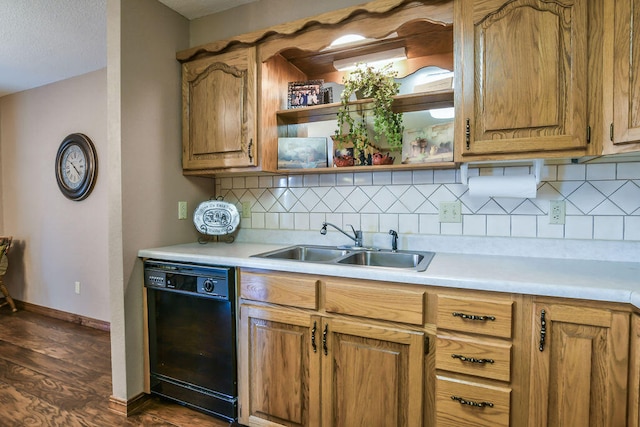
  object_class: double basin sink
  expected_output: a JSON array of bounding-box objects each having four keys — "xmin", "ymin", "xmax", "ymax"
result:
[{"xmin": 252, "ymin": 245, "xmax": 435, "ymax": 272}]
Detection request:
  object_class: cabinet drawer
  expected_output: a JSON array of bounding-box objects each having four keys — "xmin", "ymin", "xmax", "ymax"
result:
[
  {"xmin": 325, "ymin": 280, "xmax": 425, "ymax": 325},
  {"xmin": 436, "ymin": 334, "xmax": 511, "ymax": 382},
  {"xmin": 437, "ymin": 295, "xmax": 513, "ymax": 338},
  {"xmin": 240, "ymin": 270, "xmax": 318, "ymax": 309},
  {"xmin": 436, "ymin": 376, "xmax": 510, "ymax": 427}
]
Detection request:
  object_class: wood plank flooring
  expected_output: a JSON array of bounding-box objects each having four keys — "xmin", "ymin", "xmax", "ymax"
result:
[{"xmin": 0, "ymin": 308, "xmax": 231, "ymax": 426}]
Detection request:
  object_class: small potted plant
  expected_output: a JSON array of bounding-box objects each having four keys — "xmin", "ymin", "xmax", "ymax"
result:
[{"xmin": 334, "ymin": 63, "xmax": 404, "ymax": 164}]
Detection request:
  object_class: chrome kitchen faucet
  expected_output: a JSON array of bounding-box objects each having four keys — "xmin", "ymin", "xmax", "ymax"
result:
[{"xmin": 320, "ymin": 222, "xmax": 363, "ymax": 248}]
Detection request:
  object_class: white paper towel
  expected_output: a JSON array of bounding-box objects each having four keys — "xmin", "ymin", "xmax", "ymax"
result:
[{"xmin": 468, "ymin": 174, "xmax": 537, "ymax": 198}]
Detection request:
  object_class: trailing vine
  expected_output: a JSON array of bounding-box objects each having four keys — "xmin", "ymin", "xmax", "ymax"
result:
[{"xmin": 334, "ymin": 63, "xmax": 404, "ymax": 154}]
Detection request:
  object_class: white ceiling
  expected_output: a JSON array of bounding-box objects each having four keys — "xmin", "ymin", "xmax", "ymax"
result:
[{"xmin": 0, "ymin": 0, "xmax": 258, "ymax": 98}]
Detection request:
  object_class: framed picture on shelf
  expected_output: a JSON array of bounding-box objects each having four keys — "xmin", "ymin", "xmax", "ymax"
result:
[
  {"xmin": 288, "ymin": 80, "xmax": 323, "ymax": 108},
  {"xmin": 401, "ymin": 121, "xmax": 454, "ymax": 164},
  {"xmin": 277, "ymin": 137, "xmax": 329, "ymax": 169}
]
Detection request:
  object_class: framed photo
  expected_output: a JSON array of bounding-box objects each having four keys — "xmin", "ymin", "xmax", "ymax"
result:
[
  {"xmin": 288, "ymin": 80, "xmax": 323, "ymax": 109},
  {"xmin": 278, "ymin": 137, "xmax": 329, "ymax": 169},
  {"xmin": 401, "ymin": 121, "xmax": 454, "ymax": 164},
  {"xmin": 321, "ymin": 87, "xmax": 333, "ymax": 104}
]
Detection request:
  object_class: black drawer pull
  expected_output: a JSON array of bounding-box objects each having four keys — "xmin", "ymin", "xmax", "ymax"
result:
[
  {"xmin": 452, "ymin": 354, "xmax": 494, "ymax": 364},
  {"xmin": 539, "ymin": 309, "xmax": 546, "ymax": 352},
  {"xmin": 452, "ymin": 312, "xmax": 496, "ymax": 322},
  {"xmin": 322, "ymin": 324, "xmax": 328, "ymax": 356},
  {"xmin": 451, "ymin": 395, "xmax": 494, "ymax": 408},
  {"xmin": 311, "ymin": 321, "xmax": 317, "ymax": 353}
]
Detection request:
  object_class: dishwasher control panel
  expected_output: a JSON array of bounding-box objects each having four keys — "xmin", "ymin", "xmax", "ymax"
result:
[{"xmin": 144, "ymin": 260, "xmax": 234, "ymax": 300}]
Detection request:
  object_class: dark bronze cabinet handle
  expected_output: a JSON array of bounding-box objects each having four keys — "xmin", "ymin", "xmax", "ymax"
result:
[
  {"xmin": 451, "ymin": 395, "xmax": 494, "ymax": 408},
  {"xmin": 465, "ymin": 118, "xmax": 471, "ymax": 149},
  {"xmin": 248, "ymin": 138, "xmax": 253, "ymax": 162},
  {"xmin": 311, "ymin": 321, "xmax": 317, "ymax": 353},
  {"xmin": 452, "ymin": 312, "xmax": 496, "ymax": 322},
  {"xmin": 539, "ymin": 309, "xmax": 546, "ymax": 352},
  {"xmin": 322, "ymin": 324, "xmax": 328, "ymax": 356},
  {"xmin": 452, "ymin": 354, "xmax": 494, "ymax": 364}
]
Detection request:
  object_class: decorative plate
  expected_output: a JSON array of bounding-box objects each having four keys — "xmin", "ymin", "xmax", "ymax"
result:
[{"xmin": 193, "ymin": 200, "xmax": 240, "ymax": 235}]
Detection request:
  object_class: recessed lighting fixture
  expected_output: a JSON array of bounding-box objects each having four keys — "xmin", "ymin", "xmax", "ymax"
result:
[
  {"xmin": 333, "ymin": 47, "xmax": 407, "ymax": 71},
  {"xmin": 429, "ymin": 107, "xmax": 455, "ymax": 119},
  {"xmin": 329, "ymin": 34, "xmax": 367, "ymax": 47}
]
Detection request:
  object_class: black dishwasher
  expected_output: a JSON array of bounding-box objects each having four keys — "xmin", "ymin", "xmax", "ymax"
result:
[{"xmin": 144, "ymin": 260, "xmax": 237, "ymax": 422}]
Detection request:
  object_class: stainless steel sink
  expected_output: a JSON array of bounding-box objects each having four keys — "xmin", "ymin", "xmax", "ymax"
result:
[
  {"xmin": 254, "ymin": 245, "xmax": 349, "ymax": 262},
  {"xmin": 337, "ymin": 250, "xmax": 433, "ymax": 271},
  {"xmin": 252, "ymin": 245, "xmax": 434, "ymax": 272}
]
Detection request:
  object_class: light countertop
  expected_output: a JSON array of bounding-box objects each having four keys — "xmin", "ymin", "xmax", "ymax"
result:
[{"xmin": 138, "ymin": 242, "xmax": 640, "ymax": 310}]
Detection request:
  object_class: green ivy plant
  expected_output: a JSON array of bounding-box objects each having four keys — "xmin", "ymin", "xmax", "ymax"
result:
[{"xmin": 334, "ymin": 63, "xmax": 404, "ymax": 153}]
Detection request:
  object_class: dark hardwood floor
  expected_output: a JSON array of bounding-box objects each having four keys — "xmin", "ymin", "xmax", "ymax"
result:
[{"xmin": 0, "ymin": 307, "xmax": 231, "ymax": 426}]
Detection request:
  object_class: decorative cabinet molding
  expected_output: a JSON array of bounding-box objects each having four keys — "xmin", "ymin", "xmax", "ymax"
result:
[
  {"xmin": 181, "ymin": 47, "xmax": 257, "ymax": 172},
  {"xmin": 454, "ymin": 0, "xmax": 592, "ymax": 161}
]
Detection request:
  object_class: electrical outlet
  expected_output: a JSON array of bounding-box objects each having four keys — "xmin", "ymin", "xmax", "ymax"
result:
[
  {"xmin": 178, "ymin": 201, "xmax": 188, "ymax": 220},
  {"xmin": 75, "ymin": 281, "xmax": 81, "ymax": 295},
  {"xmin": 439, "ymin": 201, "xmax": 462, "ymax": 223},
  {"xmin": 549, "ymin": 200, "xmax": 566, "ymax": 225},
  {"xmin": 241, "ymin": 201, "xmax": 252, "ymax": 219}
]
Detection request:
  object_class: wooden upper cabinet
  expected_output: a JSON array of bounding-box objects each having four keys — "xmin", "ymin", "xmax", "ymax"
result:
[
  {"xmin": 528, "ymin": 302, "xmax": 630, "ymax": 427},
  {"xmin": 454, "ymin": 0, "xmax": 590, "ymax": 161},
  {"xmin": 602, "ymin": 0, "xmax": 640, "ymax": 153},
  {"xmin": 181, "ymin": 47, "xmax": 257, "ymax": 172}
]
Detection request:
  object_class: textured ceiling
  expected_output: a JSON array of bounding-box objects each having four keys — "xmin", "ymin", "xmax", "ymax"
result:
[
  {"xmin": 157, "ymin": 0, "xmax": 259, "ymax": 19},
  {"xmin": 0, "ymin": 0, "xmax": 257, "ymax": 98}
]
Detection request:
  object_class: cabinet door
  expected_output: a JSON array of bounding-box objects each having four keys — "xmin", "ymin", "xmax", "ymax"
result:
[
  {"xmin": 529, "ymin": 303, "xmax": 629, "ymax": 427},
  {"xmin": 238, "ymin": 304, "xmax": 320, "ymax": 427},
  {"xmin": 320, "ymin": 318, "xmax": 424, "ymax": 427},
  {"xmin": 454, "ymin": 0, "xmax": 588, "ymax": 160},
  {"xmin": 608, "ymin": 0, "xmax": 640, "ymax": 151},
  {"xmin": 182, "ymin": 47, "xmax": 257, "ymax": 171},
  {"xmin": 629, "ymin": 314, "xmax": 640, "ymax": 427}
]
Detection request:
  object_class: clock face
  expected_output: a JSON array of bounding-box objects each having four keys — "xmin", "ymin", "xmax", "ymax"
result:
[
  {"xmin": 55, "ymin": 133, "xmax": 98, "ymax": 201},
  {"xmin": 61, "ymin": 144, "xmax": 87, "ymax": 190}
]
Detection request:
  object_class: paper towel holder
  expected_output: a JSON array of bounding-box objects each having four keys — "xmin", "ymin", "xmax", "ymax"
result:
[{"xmin": 460, "ymin": 159, "xmax": 544, "ymax": 186}]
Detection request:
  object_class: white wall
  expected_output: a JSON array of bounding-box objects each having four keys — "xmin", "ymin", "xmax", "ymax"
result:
[
  {"xmin": 189, "ymin": 0, "xmax": 367, "ymax": 45},
  {"xmin": 108, "ymin": 0, "xmax": 214, "ymax": 402},
  {"xmin": 0, "ymin": 69, "xmax": 110, "ymax": 321}
]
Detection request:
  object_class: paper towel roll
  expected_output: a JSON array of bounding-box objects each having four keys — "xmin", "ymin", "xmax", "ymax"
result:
[{"xmin": 468, "ymin": 174, "xmax": 537, "ymax": 198}]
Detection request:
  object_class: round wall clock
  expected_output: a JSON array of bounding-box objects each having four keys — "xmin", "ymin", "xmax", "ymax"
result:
[{"xmin": 55, "ymin": 133, "xmax": 98, "ymax": 201}]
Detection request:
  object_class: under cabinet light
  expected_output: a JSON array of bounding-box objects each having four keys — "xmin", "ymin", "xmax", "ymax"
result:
[{"xmin": 333, "ymin": 47, "xmax": 407, "ymax": 71}]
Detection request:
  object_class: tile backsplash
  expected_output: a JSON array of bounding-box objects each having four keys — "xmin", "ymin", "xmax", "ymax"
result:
[{"xmin": 216, "ymin": 162, "xmax": 640, "ymax": 242}]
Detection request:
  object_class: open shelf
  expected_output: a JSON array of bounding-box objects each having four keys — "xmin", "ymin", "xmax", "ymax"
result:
[{"xmin": 276, "ymin": 89, "xmax": 454, "ymax": 125}]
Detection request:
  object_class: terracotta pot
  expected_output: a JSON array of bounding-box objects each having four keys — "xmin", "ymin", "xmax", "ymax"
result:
[
  {"xmin": 372, "ymin": 152, "xmax": 394, "ymax": 165},
  {"xmin": 334, "ymin": 155, "xmax": 355, "ymax": 167}
]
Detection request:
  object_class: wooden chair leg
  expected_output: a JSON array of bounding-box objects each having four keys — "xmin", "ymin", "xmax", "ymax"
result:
[{"xmin": 0, "ymin": 279, "xmax": 17, "ymax": 312}]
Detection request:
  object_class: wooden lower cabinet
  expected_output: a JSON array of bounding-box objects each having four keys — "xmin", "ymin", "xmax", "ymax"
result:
[
  {"xmin": 629, "ymin": 314, "xmax": 640, "ymax": 427},
  {"xmin": 321, "ymin": 318, "xmax": 424, "ymax": 427},
  {"xmin": 435, "ymin": 375, "xmax": 511, "ymax": 427},
  {"xmin": 238, "ymin": 303, "xmax": 425, "ymax": 427},
  {"xmin": 238, "ymin": 269, "xmax": 639, "ymax": 426},
  {"xmin": 528, "ymin": 301, "xmax": 630, "ymax": 427},
  {"xmin": 238, "ymin": 305, "xmax": 320, "ymax": 427}
]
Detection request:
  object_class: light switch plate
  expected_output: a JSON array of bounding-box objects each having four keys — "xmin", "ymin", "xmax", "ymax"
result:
[
  {"xmin": 439, "ymin": 201, "xmax": 462, "ymax": 223},
  {"xmin": 241, "ymin": 201, "xmax": 252, "ymax": 219},
  {"xmin": 178, "ymin": 201, "xmax": 188, "ymax": 220}
]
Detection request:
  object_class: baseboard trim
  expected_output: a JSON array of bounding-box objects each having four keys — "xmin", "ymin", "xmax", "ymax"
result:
[
  {"xmin": 16, "ymin": 300, "xmax": 110, "ymax": 332},
  {"xmin": 109, "ymin": 393, "xmax": 150, "ymax": 416}
]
